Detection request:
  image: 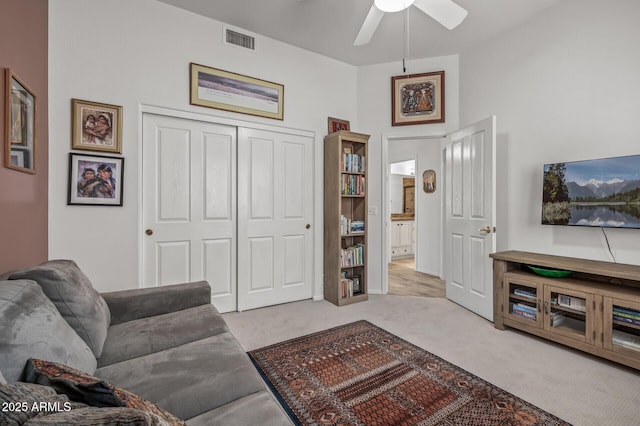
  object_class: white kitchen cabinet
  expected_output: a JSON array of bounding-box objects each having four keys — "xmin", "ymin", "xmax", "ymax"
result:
[{"xmin": 391, "ymin": 221, "xmax": 414, "ymax": 258}]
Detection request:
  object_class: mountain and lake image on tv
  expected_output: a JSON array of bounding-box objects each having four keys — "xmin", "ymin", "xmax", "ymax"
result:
[{"xmin": 542, "ymin": 154, "xmax": 640, "ymax": 228}]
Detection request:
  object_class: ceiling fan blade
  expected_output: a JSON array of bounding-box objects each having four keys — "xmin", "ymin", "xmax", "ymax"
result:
[
  {"xmin": 413, "ymin": 0, "xmax": 468, "ymax": 30},
  {"xmin": 353, "ymin": 3, "xmax": 385, "ymax": 46}
]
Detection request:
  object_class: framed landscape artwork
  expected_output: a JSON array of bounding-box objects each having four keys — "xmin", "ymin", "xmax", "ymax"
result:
[
  {"xmin": 68, "ymin": 153, "xmax": 124, "ymax": 206},
  {"xmin": 391, "ymin": 71, "xmax": 445, "ymax": 126},
  {"xmin": 190, "ymin": 63, "xmax": 284, "ymax": 120},
  {"xmin": 4, "ymin": 69, "xmax": 36, "ymax": 173},
  {"xmin": 71, "ymin": 99, "xmax": 123, "ymax": 153}
]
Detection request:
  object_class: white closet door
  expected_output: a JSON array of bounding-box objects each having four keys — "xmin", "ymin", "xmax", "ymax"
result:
[
  {"xmin": 237, "ymin": 128, "xmax": 314, "ymax": 311},
  {"xmin": 142, "ymin": 114, "xmax": 237, "ymax": 313}
]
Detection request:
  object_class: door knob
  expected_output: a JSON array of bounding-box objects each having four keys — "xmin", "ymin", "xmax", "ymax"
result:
[
  {"xmin": 145, "ymin": 229, "xmax": 153, "ymax": 236},
  {"xmin": 306, "ymin": 224, "xmax": 311, "ymax": 229},
  {"xmin": 478, "ymin": 226, "xmax": 491, "ymax": 233}
]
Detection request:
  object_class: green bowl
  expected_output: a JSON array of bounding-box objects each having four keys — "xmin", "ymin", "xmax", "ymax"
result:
[{"xmin": 527, "ymin": 265, "xmax": 572, "ymax": 278}]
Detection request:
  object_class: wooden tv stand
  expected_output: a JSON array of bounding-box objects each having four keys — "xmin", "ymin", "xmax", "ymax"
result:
[{"xmin": 491, "ymin": 251, "xmax": 640, "ymax": 370}]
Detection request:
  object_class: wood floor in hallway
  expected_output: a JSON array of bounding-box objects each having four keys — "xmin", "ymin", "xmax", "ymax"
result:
[{"xmin": 388, "ymin": 258, "xmax": 446, "ymax": 297}]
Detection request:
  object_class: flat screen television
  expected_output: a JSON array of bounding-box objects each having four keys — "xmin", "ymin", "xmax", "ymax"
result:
[{"xmin": 542, "ymin": 154, "xmax": 640, "ymax": 228}]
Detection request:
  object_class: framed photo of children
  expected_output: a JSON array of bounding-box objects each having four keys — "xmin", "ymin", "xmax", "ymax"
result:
[
  {"xmin": 71, "ymin": 98, "xmax": 122, "ymax": 153},
  {"xmin": 391, "ymin": 71, "xmax": 445, "ymax": 126},
  {"xmin": 68, "ymin": 153, "xmax": 124, "ymax": 206}
]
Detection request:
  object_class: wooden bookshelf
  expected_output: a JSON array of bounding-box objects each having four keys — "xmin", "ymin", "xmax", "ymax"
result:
[
  {"xmin": 492, "ymin": 251, "xmax": 640, "ymax": 370},
  {"xmin": 324, "ymin": 131, "xmax": 369, "ymax": 306}
]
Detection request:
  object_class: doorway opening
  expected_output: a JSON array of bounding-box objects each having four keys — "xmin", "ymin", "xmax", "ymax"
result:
[{"xmin": 383, "ymin": 136, "xmax": 445, "ymax": 298}]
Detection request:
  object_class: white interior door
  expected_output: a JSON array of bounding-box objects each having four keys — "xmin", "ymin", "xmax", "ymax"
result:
[
  {"xmin": 444, "ymin": 116, "xmax": 496, "ymax": 321},
  {"xmin": 142, "ymin": 114, "xmax": 237, "ymax": 313},
  {"xmin": 237, "ymin": 128, "xmax": 313, "ymax": 311}
]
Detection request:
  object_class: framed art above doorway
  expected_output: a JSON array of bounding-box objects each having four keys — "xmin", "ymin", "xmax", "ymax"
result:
[{"xmin": 391, "ymin": 71, "xmax": 445, "ymax": 126}]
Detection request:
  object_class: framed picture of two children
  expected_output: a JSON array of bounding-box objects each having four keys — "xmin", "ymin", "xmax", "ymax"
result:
[
  {"xmin": 69, "ymin": 99, "xmax": 123, "ymax": 206},
  {"xmin": 71, "ymin": 98, "xmax": 122, "ymax": 154},
  {"xmin": 68, "ymin": 152, "xmax": 124, "ymax": 206}
]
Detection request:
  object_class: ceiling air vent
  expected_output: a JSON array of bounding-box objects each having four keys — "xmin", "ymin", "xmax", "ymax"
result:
[{"xmin": 224, "ymin": 27, "xmax": 256, "ymax": 51}]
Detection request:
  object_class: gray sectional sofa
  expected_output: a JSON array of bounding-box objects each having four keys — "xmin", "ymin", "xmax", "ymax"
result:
[{"xmin": 0, "ymin": 260, "xmax": 292, "ymax": 425}]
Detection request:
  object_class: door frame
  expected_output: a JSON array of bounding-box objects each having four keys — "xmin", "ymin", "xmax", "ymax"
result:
[
  {"xmin": 138, "ymin": 104, "xmax": 317, "ymax": 300},
  {"xmin": 381, "ymin": 132, "xmax": 445, "ymax": 295}
]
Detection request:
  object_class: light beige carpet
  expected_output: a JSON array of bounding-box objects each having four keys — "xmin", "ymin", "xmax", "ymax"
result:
[{"xmin": 224, "ymin": 295, "xmax": 640, "ymax": 426}]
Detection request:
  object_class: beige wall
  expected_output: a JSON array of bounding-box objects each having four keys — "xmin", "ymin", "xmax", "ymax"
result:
[{"xmin": 0, "ymin": 0, "xmax": 49, "ymax": 272}]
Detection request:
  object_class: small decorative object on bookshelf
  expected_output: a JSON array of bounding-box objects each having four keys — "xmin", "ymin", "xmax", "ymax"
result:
[{"xmin": 324, "ymin": 131, "xmax": 369, "ymax": 306}]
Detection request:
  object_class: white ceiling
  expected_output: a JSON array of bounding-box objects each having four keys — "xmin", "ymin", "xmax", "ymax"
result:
[{"xmin": 157, "ymin": 0, "xmax": 561, "ymax": 66}]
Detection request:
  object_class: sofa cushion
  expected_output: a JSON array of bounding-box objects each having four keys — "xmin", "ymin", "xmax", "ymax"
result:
[
  {"xmin": 95, "ymin": 333, "xmax": 267, "ymax": 420},
  {"xmin": 0, "ymin": 382, "xmax": 76, "ymax": 425},
  {"xmin": 23, "ymin": 359, "xmax": 184, "ymax": 425},
  {"xmin": 102, "ymin": 281, "xmax": 212, "ymax": 325},
  {"xmin": 0, "ymin": 280, "xmax": 97, "ymax": 383},
  {"xmin": 185, "ymin": 390, "xmax": 292, "ymax": 426},
  {"xmin": 23, "ymin": 407, "xmax": 172, "ymax": 425},
  {"xmin": 98, "ymin": 304, "xmax": 228, "ymax": 367},
  {"xmin": 10, "ymin": 260, "xmax": 111, "ymax": 358}
]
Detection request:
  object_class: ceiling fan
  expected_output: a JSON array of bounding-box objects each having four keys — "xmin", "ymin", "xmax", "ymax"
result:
[{"xmin": 353, "ymin": 0, "xmax": 468, "ymax": 46}]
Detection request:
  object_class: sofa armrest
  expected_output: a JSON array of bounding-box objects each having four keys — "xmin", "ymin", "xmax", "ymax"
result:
[{"xmin": 102, "ymin": 280, "xmax": 212, "ymax": 325}]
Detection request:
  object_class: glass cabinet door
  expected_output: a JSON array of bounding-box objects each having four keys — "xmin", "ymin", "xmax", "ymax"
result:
[
  {"xmin": 504, "ymin": 276, "xmax": 543, "ymax": 329},
  {"xmin": 544, "ymin": 285, "xmax": 595, "ymax": 344},
  {"xmin": 604, "ymin": 297, "xmax": 640, "ymax": 361}
]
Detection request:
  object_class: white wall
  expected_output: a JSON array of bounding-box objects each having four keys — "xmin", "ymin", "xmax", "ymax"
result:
[
  {"xmin": 459, "ymin": 0, "xmax": 640, "ymax": 265},
  {"xmin": 357, "ymin": 56, "xmax": 459, "ymax": 293},
  {"xmin": 49, "ymin": 0, "xmax": 358, "ymax": 292}
]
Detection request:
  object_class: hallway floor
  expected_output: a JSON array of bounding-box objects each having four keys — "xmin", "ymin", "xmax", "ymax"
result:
[{"xmin": 387, "ymin": 258, "xmax": 445, "ymax": 297}]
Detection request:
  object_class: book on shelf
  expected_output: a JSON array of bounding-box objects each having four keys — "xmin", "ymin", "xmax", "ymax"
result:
[
  {"xmin": 513, "ymin": 288, "xmax": 536, "ymax": 299},
  {"xmin": 340, "ymin": 277, "xmax": 354, "ymax": 298},
  {"xmin": 339, "ymin": 275, "xmax": 362, "ymax": 298},
  {"xmin": 550, "ymin": 311, "xmax": 566, "ymax": 327},
  {"xmin": 341, "ymin": 152, "xmax": 365, "ymax": 173},
  {"xmin": 512, "ymin": 302, "xmax": 536, "ymax": 315},
  {"xmin": 511, "ymin": 309, "xmax": 536, "ymax": 322},
  {"xmin": 510, "ymin": 302, "xmax": 537, "ymax": 321},
  {"xmin": 340, "ymin": 216, "xmax": 365, "ymax": 235},
  {"xmin": 612, "ymin": 329, "xmax": 640, "ymax": 351},
  {"xmin": 340, "ymin": 215, "xmax": 350, "ymax": 235},
  {"xmin": 613, "ymin": 315, "xmax": 640, "ymax": 326},
  {"xmin": 557, "ymin": 294, "xmax": 586, "ymax": 312},
  {"xmin": 341, "ymin": 174, "xmax": 365, "ymax": 196},
  {"xmin": 350, "ymin": 220, "xmax": 364, "ymax": 233},
  {"xmin": 340, "ymin": 244, "xmax": 365, "ymax": 268},
  {"xmin": 612, "ymin": 306, "xmax": 640, "ymax": 321}
]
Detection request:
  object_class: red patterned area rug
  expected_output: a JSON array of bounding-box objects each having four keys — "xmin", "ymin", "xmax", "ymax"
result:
[{"xmin": 248, "ymin": 320, "xmax": 571, "ymax": 425}]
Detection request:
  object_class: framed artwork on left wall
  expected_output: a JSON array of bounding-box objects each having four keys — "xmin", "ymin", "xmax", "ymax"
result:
[
  {"xmin": 4, "ymin": 69, "xmax": 37, "ymax": 173},
  {"xmin": 68, "ymin": 153, "xmax": 124, "ymax": 206}
]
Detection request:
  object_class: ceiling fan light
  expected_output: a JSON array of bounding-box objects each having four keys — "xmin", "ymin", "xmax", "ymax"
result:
[{"xmin": 374, "ymin": 0, "xmax": 416, "ymax": 13}]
